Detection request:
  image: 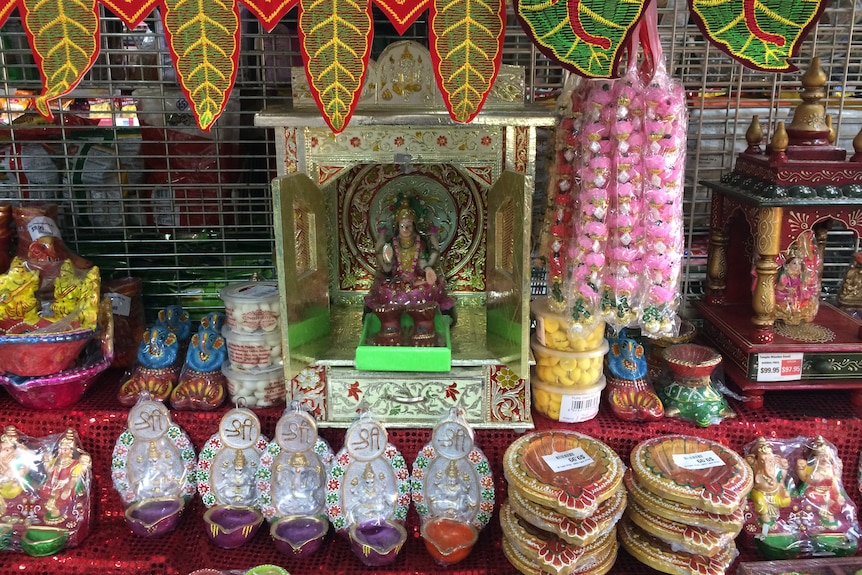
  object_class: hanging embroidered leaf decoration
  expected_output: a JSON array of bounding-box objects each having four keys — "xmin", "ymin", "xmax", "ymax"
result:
[
  {"xmin": 162, "ymin": 0, "xmax": 240, "ymax": 131},
  {"xmin": 689, "ymin": 0, "xmax": 826, "ymax": 71},
  {"xmin": 98, "ymin": 0, "xmax": 160, "ymax": 28},
  {"xmin": 0, "ymin": 1, "xmax": 18, "ymax": 26},
  {"xmin": 241, "ymin": 0, "xmax": 298, "ymax": 32},
  {"xmin": 429, "ymin": 0, "xmax": 504, "ymax": 123},
  {"xmin": 21, "ymin": 0, "xmax": 99, "ymax": 118},
  {"xmin": 373, "ymin": 0, "xmax": 430, "ymax": 34},
  {"xmin": 514, "ymin": 0, "xmax": 646, "ymax": 78},
  {"xmin": 299, "ymin": 0, "xmax": 373, "ymax": 133}
]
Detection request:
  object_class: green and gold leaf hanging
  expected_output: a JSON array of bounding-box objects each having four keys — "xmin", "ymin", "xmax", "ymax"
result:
[
  {"xmin": 430, "ymin": 0, "xmax": 504, "ymax": 123},
  {"xmin": 21, "ymin": 0, "xmax": 99, "ymax": 118},
  {"xmin": 98, "ymin": 0, "xmax": 160, "ymax": 29},
  {"xmin": 299, "ymin": 0, "xmax": 372, "ymax": 133},
  {"xmin": 0, "ymin": 0, "xmax": 18, "ymax": 26},
  {"xmin": 162, "ymin": 0, "xmax": 239, "ymax": 131},
  {"xmin": 514, "ymin": 0, "xmax": 646, "ymax": 78},
  {"xmin": 689, "ymin": 0, "xmax": 826, "ymax": 71}
]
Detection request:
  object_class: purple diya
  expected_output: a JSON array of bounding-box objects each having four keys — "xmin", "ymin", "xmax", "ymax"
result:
[
  {"xmin": 348, "ymin": 519, "xmax": 407, "ymax": 567},
  {"xmin": 270, "ymin": 515, "xmax": 329, "ymax": 557},
  {"xmin": 203, "ymin": 505, "xmax": 264, "ymax": 549},
  {"xmin": 124, "ymin": 496, "xmax": 185, "ymax": 537}
]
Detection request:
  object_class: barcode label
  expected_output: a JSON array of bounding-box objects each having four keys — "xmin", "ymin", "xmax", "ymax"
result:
[
  {"xmin": 106, "ymin": 293, "xmax": 132, "ymax": 316},
  {"xmin": 559, "ymin": 394, "xmax": 601, "ymax": 423},
  {"xmin": 542, "ymin": 447, "xmax": 595, "ymax": 472},
  {"xmin": 672, "ymin": 450, "xmax": 724, "ymax": 470}
]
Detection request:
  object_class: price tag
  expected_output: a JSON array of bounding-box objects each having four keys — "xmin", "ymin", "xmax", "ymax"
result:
[
  {"xmin": 27, "ymin": 216, "xmax": 61, "ymax": 241},
  {"xmin": 672, "ymin": 450, "xmax": 724, "ymax": 470},
  {"xmin": 542, "ymin": 447, "xmax": 594, "ymax": 472},
  {"xmin": 756, "ymin": 352, "xmax": 803, "ymax": 382},
  {"xmin": 106, "ymin": 292, "xmax": 132, "ymax": 316}
]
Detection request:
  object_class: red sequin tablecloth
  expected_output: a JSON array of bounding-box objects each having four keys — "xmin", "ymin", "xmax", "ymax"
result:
[{"xmin": 2, "ymin": 370, "xmax": 862, "ymax": 575}]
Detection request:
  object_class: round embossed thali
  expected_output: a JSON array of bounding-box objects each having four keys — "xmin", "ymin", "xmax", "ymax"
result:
[
  {"xmin": 500, "ymin": 501, "xmax": 618, "ymax": 575},
  {"xmin": 629, "ymin": 434, "xmax": 752, "ymax": 515},
  {"xmin": 503, "ymin": 430, "xmax": 624, "ymax": 519},
  {"xmin": 508, "ymin": 484, "xmax": 626, "ymax": 547},
  {"xmin": 618, "ymin": 516, "xmax": 736, "ymax": 575},
  {"xmin": 622, "ymin": 469, "xmax": 743, "ymax": 535}
]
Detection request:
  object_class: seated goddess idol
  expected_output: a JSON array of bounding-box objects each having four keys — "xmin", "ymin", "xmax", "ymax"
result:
[{"xmin": 364, "ymin": 196, "xmax": 456, "ymax": 342}]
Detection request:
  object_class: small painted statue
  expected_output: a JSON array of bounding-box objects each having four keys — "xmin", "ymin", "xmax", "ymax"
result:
[
  {"xmin": 39, "ymin": 430, "xmax": 91, "ymax": 526},
  {"xmin": 156, "ymin": 305, "xmax": 192, "ymax": 359},
  {"xmin": 745, "ymin": 437, "xmax": 793, "ymax": 527},
  {"xmin": 0, "ymin": 257, "xmax": 40, "ymax": 327},
  {"xmin": 118, "ymin": 325, "xmax": 180, "ymax": 406},
  {"xmin": 171, "ymin": 323, "xmax": 227, "ymax": 411},
  {"xmin": 605, "ymin": 333, "xmax": 663, "ymax": 422},
  {"xmin": 796, "ymin": 436, "xmax": 848, "ymax": 528}
]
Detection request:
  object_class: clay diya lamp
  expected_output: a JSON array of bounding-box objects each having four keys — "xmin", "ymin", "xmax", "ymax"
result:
[
  {"xmin": 124, "ymin": 496, "xmax": 185, "ymax": 537},
  {"xmin": 20, "ymin": 526, "xmax": 70, "ymax": 557},
  {"xmin": 348, "ymin": 519, "xmax": 407, "ymax": 567},
  {"xmin": 420, "ymin": 517, "xmax": 478, "ymax": 565},
  {"xmin": 270, "ymin": 514, "xmax": 329, "ymax": 558},
  {"xmin": 203, "ymin": 505, "xmax": 264, "ymax": 549}
]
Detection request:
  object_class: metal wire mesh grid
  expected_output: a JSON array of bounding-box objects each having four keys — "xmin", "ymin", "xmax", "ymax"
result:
[{"xmin": 1, "ymin": 3, "xmax": 862, "ymax": 322}]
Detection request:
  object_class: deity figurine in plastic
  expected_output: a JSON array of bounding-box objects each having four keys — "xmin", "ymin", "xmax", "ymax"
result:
[
  {"xmin": 411, "ymin": 408, "xmax": 494, "ymax": 565},
  {"xmin": 796, "ymin": 435, "xmax": 847, "ymax": 527},
  {"xmin": 39, "ymin": 430, "xmax": 91, "ymax": 526},
  {"xmin": 605, "ymin": 332, "xmax": 664, "ymax": 422},
  {"xmin": 257, "ymin": 402, "xmax": 334, "ymax": 559},
  {"xmin": 0, "ymin": 426, "xmax": 33, "ymax": 516},
  {"xmin": 744, "ymin": 436, "xmax": 793, "ymax": 527},
  {"xmin": 118, "ymin": 324, "xmax": 181, "ymax": 406},
  {"xmin": 364, "ymin": 194, "xmax": 455, "ymax": 345},
  {"xmin": 773, "ymin": 231, "xmax": 821, "ymax": 325}
]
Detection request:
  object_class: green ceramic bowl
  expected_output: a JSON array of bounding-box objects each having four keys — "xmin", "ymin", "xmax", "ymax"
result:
[{"xmin": 21, "ymin": 526, "xmax": 70, "ymax": 557}]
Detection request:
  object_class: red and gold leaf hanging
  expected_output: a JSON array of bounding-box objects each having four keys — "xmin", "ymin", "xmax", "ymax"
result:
[
  {"xmin": 373, "ymin": 0, "xmax": 429, "ymax": 34},
  {"xmin": 21, "ymin": 0, "xmax": 99, "ymax": 118},
  {"xmin": 241, "ymin": 0, "xmax": 298, "ymax": 32},
  {"xmin": 514, "ymin": 0, "xmax": 647, "ymax": 78},
  {"xmin": 98, "ymin": 0, "xmax": 160, "ymax": 28},
  {"xmin": 299, "ymin": 0, "xmax": 372, "ymax": 133},
  {"xmin": 429, "ymin": 0, "xmax": 504, "ymax": 123},
  {"xmin": 689, "ymin": 0, "xmax": 826, "ymax": 71},
  {"xmin": 161, "ymin": 0, "xmax": 239, "ymax": 131},
  {"xmin": 0, "ymin": 1, "xmax": 18, "ymax": 26}
]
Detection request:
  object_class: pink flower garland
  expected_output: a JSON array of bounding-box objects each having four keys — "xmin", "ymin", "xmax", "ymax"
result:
[
  {"xmin": 567, "ymin": 79, "xmax": 613, "ymax": 329},
  {"xmin": 601, "ymin": 69, "xmax": 646, "ymax": 333},
  {"xmin": 640, "ymin": 71, "xmax": 687, "ymax": 337}
]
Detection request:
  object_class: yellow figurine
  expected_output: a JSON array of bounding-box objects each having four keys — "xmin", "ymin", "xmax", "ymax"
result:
[
  {"xmin": 0, "ymin": 257, "xmax": 41, "ymax": 325},
  {"xmin": 49, "ymin": 260, "xmax": 100, "ymax": 329}
]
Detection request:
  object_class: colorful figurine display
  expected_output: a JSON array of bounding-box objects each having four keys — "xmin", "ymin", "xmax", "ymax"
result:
[
  {"xmin": 741, "ymin": 435, "xmax": 859, "ymax": 559},
  {"xmin": 118, "ymin": 324, "xmax": 181, "ymax": 405},
  {"xmin": 110, "ymin": 399, "xmax": 197, "ymax": 538},
  {"xmin": 656, "ymin": 343, "xmax": 735, "ymax": 427},
  {"xmin": 0, "ymin": 426, "xmax": 92, "ymax": 556},
  {"xmin": 326, "ymin": 412, "xmax": 410, "ymax": 567},
  {"xmin": 196, "ymin": 408, "xmax": 268, "ymax": 549},
  {"xmin": 257, "ymin": 402, "xmax": 334, "ymax": 558},
  {"xmin": 171, "ymin": 312, "xmax": 228, "ymax": 411},
  {"xmin": 411, "ymin": 408, "xmax": 493, "ymax": 565},
  {"xmin": 604, "ymin": 332, "xmax": 663, "ymax": 422}
]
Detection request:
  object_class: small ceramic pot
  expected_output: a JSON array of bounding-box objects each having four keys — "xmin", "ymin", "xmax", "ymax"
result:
[
  {"xmin": 270, "ymin": 515, "xmax": 329, "ymax": 558},
  {"xmin": 420, "ymin": 517, "xmax": 478, "ymax": 565},
  {"xmin": 20, "ymin": 526, "xmax": 70, "ymax": 557},
  {"xmin": 124, "ymin": 497, "xmax": 185, "ymax": 537},
  {"xmin": 203, "ymin": 505, "xmax": 264, "ymax": 549},
  {"xmin": 348, "ymin": 519, "xmax": 407, "ymax": 567}
]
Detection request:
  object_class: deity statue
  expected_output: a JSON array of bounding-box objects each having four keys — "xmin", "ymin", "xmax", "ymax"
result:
[
  {"xmin": 773, "ymin": 232, "xmax": 821, "ymax": 325},
  {"xmin": 348, "ymin": 462, "xmax": 391, "ymax": 524},
  {"xmin": 274, "ymin": 451, "xmax": 323, "ymax": 516},
  {"xmin": 40, "ymin": 430, "xmax": 91, "ymax": 525},
  {"xmin": 744, "ymin": 437, "xmax": 793, "ymax": 527},
  {"xmin": 429, "ymin": 459, "xmax": 477, "ymax": 521},
  {"xmin": 215, "ymin": 449, "xmax": 256, "ymax": 507},
  {"xmin": 0, "ymin": 426, "xmax": 32, "ymax": 515},
  {"xmin": 364, "ymin": 195, "xmax": 456, "ymax": 330},
  {"xmin": 796, "ymin": 436, "xmax": 847, "ymax": 527},
  {"xmin": 837, "ymin": 250, "xmax": 862, "ymax": 308},
  {"xmin": 135, "ymin": 441, "xmax": 182, "ymax": 501}
]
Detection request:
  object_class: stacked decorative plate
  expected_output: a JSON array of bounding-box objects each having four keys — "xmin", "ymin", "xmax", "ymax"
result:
[
  {"xmin": 621, "ymin": 434, "xmax": 752, "ymax": 575},
  {"xmin": 501, "ymin": 430, "xmax": 626, "ymax": 575}
]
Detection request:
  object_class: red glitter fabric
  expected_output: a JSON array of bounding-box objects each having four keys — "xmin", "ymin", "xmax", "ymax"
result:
[{"xmin": 1, "ymin": 370, "xmax": 861, "ymax": 574}]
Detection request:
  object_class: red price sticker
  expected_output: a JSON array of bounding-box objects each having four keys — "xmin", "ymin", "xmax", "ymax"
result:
[{"xmin": 756, "ymin": 353, "xmax": 804, "ymax": 382}]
